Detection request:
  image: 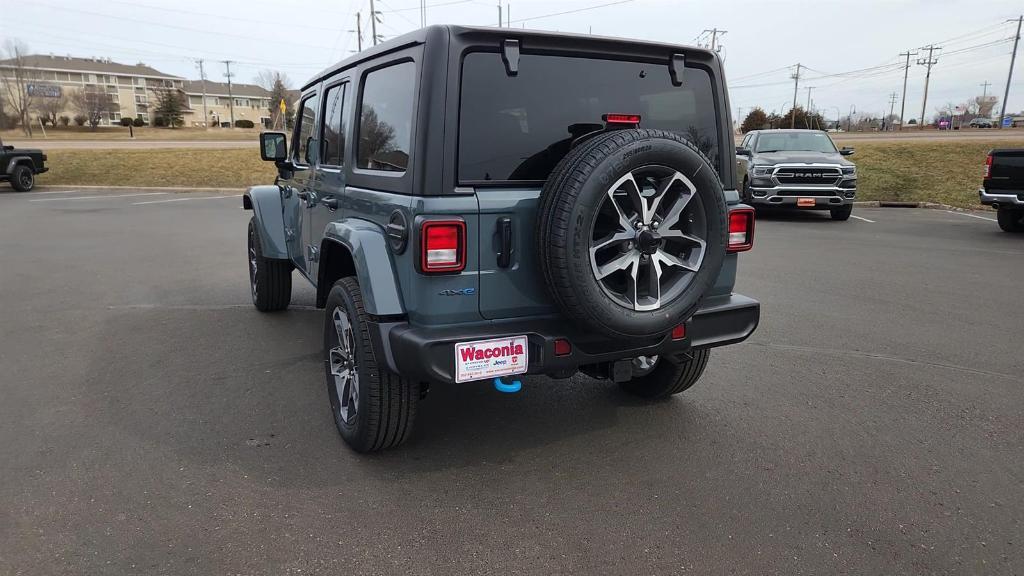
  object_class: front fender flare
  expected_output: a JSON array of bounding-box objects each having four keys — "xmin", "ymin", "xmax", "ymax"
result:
[
  {"xmin": 242, "ymin": 185, "xmax": 289, "ymax": 259},
  {"xmin": 5, "ymin": 156, "xmax": 33, "ymax": 175},
  {"xmin": 322, "ymin": 220, "xmax": 405, "ymax": 316}
]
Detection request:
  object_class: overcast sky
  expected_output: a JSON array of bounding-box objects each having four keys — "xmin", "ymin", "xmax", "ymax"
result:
[{"xmin": 2, "ymin": 0, "xmax": 1021, "ymax": 121}]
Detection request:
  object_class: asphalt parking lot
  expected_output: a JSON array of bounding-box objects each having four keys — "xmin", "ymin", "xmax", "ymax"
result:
[{"xmin": 1, "ymin": 188, "xmax": 1022, "ymax": 575}]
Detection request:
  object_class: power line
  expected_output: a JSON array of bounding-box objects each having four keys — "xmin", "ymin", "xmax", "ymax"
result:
[{"xmin": 504, "ymin": 0, "xmax": 634, "ymax": 25}]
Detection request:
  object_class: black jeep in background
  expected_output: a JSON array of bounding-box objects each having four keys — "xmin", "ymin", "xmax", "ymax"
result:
[
  {"xmin": 980, "ymin": 149, "xmax": 1024, "ymax": 232},
  {"xmin": 0, "ymin": 139, "xmax": 48, "ymax": 192}
]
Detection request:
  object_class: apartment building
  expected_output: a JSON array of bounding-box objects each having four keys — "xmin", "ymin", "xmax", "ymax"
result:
[
  {"xmin": 181, "ymin": 80, "xmax": 273, "ymax": 128},
  {"xmin": 0, "ymin": 54, "xmax": 185, "ymax": 126}
]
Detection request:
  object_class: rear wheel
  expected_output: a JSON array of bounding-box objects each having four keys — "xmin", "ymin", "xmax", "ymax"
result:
[
  {"xmin": 10, "ymin": 165, "xmax": 34, "ymax": 192},
  {"xmin": 830, "ymin": 204, "xmax": 853, "ymax": 221},
  {"xmin": 997, "ymin": 208, "xmax": 1024, "ymax": 232},
  {"xmin": 618, "ymin": 348, "xmax": 710, "ymax": 399},
  {"xmin": 324, "ymin": 277, "xmax": 418, "ymax": 452},
  {"xmin": 247, "ymin": 217, "xmax": 292, "ymax": 311}
]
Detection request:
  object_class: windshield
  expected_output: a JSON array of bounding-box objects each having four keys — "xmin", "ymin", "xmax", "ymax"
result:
[
  {"xmin": 755, "ymin": 132, "xmax": 837, "ymax": 153},
  {"xmin": 458, "ymin": 52, "xmax": 720, "ymax": 182}
]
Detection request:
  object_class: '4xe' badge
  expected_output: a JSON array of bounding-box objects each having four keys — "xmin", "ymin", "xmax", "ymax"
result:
[{"xmin": 439, "ymin": 288, "xmax": 476, "ymax": 296}]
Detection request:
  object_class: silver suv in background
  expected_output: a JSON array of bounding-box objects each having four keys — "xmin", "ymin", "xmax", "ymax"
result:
[{"xmin": 736, "ymin": 129, "xmax": 857, "ymax": 221}]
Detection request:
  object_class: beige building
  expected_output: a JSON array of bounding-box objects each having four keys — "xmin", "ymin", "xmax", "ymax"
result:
[
  {"xmin": 181, "ymin": 80, "xmax": 273, "ymax": 128},
  {"xmin": 0, "ymin": 54, "xmax": 185, "ymax": 126}
]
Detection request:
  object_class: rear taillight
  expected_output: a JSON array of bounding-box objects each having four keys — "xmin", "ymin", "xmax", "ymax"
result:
[
  {"xmin": 420, "ymin": 220, "xmax": 466, "ymax": 273},
  {"xmin": 984, "ymin": 154, "xmax": 992, "ymax": 178},
  {"xmin": 727, "ymin": 208, "xmax": 755, "ymax": 253}
]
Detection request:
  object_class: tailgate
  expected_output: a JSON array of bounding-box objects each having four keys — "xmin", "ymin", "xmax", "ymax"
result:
[{"xmin": 987, "ymin": 149, "xmax": 1024, "ymax": 190}]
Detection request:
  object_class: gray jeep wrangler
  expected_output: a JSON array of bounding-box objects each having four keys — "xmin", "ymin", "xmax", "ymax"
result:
[{"xmin": 245, "ymin": 26, "xmax": 760, "ymax": 452}]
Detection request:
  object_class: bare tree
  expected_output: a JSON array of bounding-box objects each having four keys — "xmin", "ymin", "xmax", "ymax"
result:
[
  {"xmin": 255, "ymin": 70, "xmax": 293, "ymax": 130},
  {"xmin": 974, "ymin": 95, "xmax": 999, "ymax": 118},
  {"xmin": 69, "ymin": 87, "xmax": 117, "ymax": 130},
  {"xmin": 0, "ymin": 39, "xmax": 38, "ymax": 136},
  {"xmin": 33, "ymin": 92, "xmax": 67, "ymax": 126}
]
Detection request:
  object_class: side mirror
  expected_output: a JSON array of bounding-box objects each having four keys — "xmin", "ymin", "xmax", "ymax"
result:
[
  {"xmin": 736, "ymin": 146, "xmax": 752, "ymax": 157},
  {"xmin": 260, "ymin": 132, "xmax": 288, "ymax": 162},
  {"xmin": 839, "ymin": 147, "xmax": 854, "ymax": 156}
]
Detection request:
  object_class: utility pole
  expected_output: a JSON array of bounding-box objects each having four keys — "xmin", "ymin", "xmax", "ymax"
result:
[
  {"xmin": 980, "ymin": 81, "xmax": 991, "ymax": 101},
  {"xmin": 195, "ymin": 59, "xmax": 209, "ymax": 130},
  {"xmin": 805, "ymin": 86, "xmax": 815, "ymax": 110},
  {"xmin": 790, "ymin": 63, "xmax": 801, "ymax": 128},
  {"xmin": 702, "ymin": 28, "xmax": 727, "ymax": 52},
  {"xmin": 352, "ymin": 12, "xmax": 363, "ymax": 51},
  {"xmin": 497, "ymin": 2, "xmax": 503, "ymax": 27},
  {"xmin": 887, "ymin": 92, "xmax": 898, "ymax": 131},
  {"xmin": 998, "ymin": 15, "xmax": 1021, "ymax": 129},
  {"xmin": 897, "ymin": 50, "xmax": 917, "ymax": 130},
  {"xmin": 917, "ymin": 45, "xmax": 941, "ymax": 130},
  {"xmin": 223, "ymin": 60, "xmax": 235, "ymax": 128},
  {"xmin": 369, "ymin": 0, "xmax": 380, "ymax": 45}
]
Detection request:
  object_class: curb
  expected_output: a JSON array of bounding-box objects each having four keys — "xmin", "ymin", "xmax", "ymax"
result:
[
  {"xmin": 853, "ymin": 200, "xmax": 992, "ymax": 212},
  {"xmin": 35, "ymin": 185, "xmax": 246, "ymax": 193}
]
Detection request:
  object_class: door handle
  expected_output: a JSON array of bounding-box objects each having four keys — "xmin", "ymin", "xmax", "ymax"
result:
[
  {"xmin": 322, "ymin": 196, "xmax": 339, "ymax": 210},
  {"xmin": 496, "ymin": 217, "xmax": 513, "ymax": 268}
]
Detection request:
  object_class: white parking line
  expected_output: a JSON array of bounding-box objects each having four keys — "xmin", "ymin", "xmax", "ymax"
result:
[
  {"xmin": 29, "ymin": 192, "xmax": 168, "ymax": 202},
  {"xmin": 947, "ymin": 210, "xmax": 997, "ymax": 222},
  {"xmin": 850, "ymin": 214, "xmax": 875, "ymax": 223},
  {"xmin": 23, "ymin": 189, "xmax": 82, "ymax": 195},
  {"xmin": 132, "ymin": 195, "xmax": 239, "ymax": 205}
]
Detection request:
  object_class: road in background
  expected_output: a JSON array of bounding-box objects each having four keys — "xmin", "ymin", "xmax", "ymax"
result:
[
  {"xmin": 3, "ymin": 139, "xmax": 254, "ymax": 149},
  {"xmin": 1, "ymin": 190, "xmax": 1021, "ymax": 574}
]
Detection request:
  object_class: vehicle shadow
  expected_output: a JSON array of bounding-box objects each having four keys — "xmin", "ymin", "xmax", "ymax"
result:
[{"xmin": 753, "ymin": 208, "xmax": 836, "ymax": 222}]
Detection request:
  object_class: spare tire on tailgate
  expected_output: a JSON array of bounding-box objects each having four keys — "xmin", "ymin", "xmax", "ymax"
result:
[{"xmin": 536, "ymin": 129, "xmax": 727, "ymax": 338}]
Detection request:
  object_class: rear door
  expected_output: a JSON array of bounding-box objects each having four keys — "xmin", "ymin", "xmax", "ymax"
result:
[
  {"xmin": 307, "ymin": 79, "xmax": 351, "ymax": 283},
  {"xmin": 457, "ymin": 50, "xmax": 723, "ymax": 320}
]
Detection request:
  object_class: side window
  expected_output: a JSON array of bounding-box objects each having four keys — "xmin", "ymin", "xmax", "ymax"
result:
[
  {"xmin": 321, "ymin": 83, "xmax": 348, "ymax": 167},
  {"xmin": 740, "ymin": 134, "xmax": 750, "ymax": 148},
  {"xmin": 357, "ymin": 61, "xmax": 415, "ymax": 172},
  {"xmin": 294, "ymin": 93, "xmax": 319, "ymax": 166}
]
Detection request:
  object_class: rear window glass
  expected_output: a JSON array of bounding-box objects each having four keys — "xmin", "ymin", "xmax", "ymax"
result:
[
  {"xmin": 458, "ymin": 53, "xmax": 720, "ymax": 182},
  {"xmin": 357, "ymin": 61, "xmax": 416, "ymax": 172}
]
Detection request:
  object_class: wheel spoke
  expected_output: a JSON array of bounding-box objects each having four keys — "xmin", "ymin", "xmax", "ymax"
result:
[
  {"xmin": 647, "ymin": 171, "xmax": 685, "ymax": 224},
  {"xmin": 596, "ymin": 251, "xmax": 638, "ymax": 280},
  {"xmin": 641, "ymin": 256, "xmax": 663, "ymax": 310},
  {"xmin": 590, "ymin": 230, "xmax": 633, "ymax": 257},
  {"xmin": 658, "ymin": 175, "xmax": 697, "ymax": 230}
]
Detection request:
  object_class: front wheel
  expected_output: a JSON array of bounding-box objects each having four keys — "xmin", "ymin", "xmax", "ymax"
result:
[
  {"xmin": 618, "ymin": 348, "xmax": 710, "ymax": 399},
  {"xmin": 10, "ymin": 165, "xmax": 34, "ymax": 192},
  {"xmin": 247, "ymin": 217, "xmax": 292, "ymax": 311},
  {"xmin": 997, "ymin": 208, "xmax": 1024, "ymax": 232},
  {"xmin": 830, "ymin": 204, "xmax": 853, "ymax": 221},
  {"xmin": 324, "ymin": 277, "xmax": 419, "ymax": 452}
]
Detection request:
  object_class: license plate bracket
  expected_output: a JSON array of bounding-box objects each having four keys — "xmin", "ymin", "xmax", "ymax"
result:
[
  {"xmin": 797, "ymin": 197, "xmax": 816, "ymax": 207},
  {"xmin": 454, "ymin": 335, "xmax": 528, "ymax": 383}
]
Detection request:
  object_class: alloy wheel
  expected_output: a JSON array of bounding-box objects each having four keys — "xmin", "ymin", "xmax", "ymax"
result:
[
  {"xmin": 589, "ymin": 165, "xmax": 707, "ymax": 311},
  {"xmin": 329, "ymin": 306, "xmax": 359, "ymax": 424}
]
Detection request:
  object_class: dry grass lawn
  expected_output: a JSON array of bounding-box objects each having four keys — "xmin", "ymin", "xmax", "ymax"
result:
[
  {"xmin": 31, "ymin": 139, "xmax": 1021, "ymax": 206},
  {"xmin": 849, "ymin": 139, "xmax": 1013, "ymax": 208},
  {"xmin": 36, "ymin": 148, "xmax": 276, "ymax": 188}
]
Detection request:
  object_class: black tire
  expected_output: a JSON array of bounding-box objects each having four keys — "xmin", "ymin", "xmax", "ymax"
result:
[
  {"xmin": 247, "ymin": 217, "xmax": 292, "ymax": 311},
  {"xmin": 10, "ymin": 164, "xmax": 34, "ymax": 192},
  {"xmin": 830, "ymin": 204, "xmax": 853, "ymax": 221},
  {"xmin": 618, "ymin": 348, "xmax": 711, "ymax": 399},
  {"xmin": 997, "ymin": 208, "xmax": 1024, "ymax": 233},
  {"xmin": 324, "ymin": 277, "xmax": 418, "ymax": 453},
  {"xmin": 537, "ymin": 129, "xmax": 728, "ymax": 338}
]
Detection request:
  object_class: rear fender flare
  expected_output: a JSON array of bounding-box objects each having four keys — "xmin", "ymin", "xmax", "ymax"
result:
[
  {"xmin": 319, "ymin": 220, "xmax": 405, "ymax": 316},
  {"xmin": 242, "ymin": 185, "xmax": 289, "ymax": 259}
]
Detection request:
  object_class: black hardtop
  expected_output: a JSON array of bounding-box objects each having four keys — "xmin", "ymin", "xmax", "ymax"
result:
[{"xmin": 302, "ymin": 24, "xmax": 718, "ymax": 91}]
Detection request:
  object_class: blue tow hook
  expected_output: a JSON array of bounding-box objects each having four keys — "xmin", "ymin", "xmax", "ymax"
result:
[{"xmin": 493, "ymin": 377, "xmax": 522, "ymax": 393}]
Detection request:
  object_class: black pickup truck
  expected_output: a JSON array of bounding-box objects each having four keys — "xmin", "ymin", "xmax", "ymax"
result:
[
  {"xmin": 0, "ymin": 140, "xmax": 48, "ymax": 192},
  {"xmin": 979, "ymin": 149, "xmax": 1024, "ymax": 232}
]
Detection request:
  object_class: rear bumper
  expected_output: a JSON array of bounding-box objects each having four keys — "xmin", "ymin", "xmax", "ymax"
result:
[
  {"xmin": 979, "ymin": 187, "xmax": 1024, "ymax": 207},
  {"xmin": 372, "ymin": 294, "xmax": 760, "ymax": 384}
]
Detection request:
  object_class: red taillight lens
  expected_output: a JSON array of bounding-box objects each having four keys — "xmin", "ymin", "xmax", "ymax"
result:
[
  {"xmin": 603, "ymin": 113, "xmax": 641, "ymax": 125},
  {"xmin": 421, "ymin": 220, "xmax": 465, "ymax": 273},
  {"xmin": 553, "ymin": 338, "xmax": 572, "ymax": 356},
  {"xmin": 671, "ymin": 324, "xmax": 686, "ymax": 340},
  {"xmin": 728, "ymin": 208, "xmax": 755, "ymax": 253},
  {"xmin": 984, "ymin": 154, "xmax": 992, "ymax": 178}
]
